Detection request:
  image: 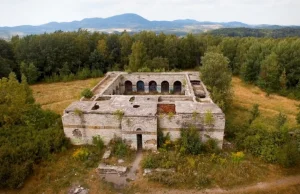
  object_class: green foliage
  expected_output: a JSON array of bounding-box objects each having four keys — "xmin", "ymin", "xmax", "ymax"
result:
[
  {"xmin": 177, "ymin": 126, "xmax": 203, "ymax": 155},
  {"xmin": 74, "ymin": 108, "xmax": 83, "ymax": 116},
  {"xmin": 249, "ymin": 104, "xmax": 260, "ymax": 124},
  {"xmin": 81, "ymin": 88, "xmax": 93, "ymax": 98},
  {"xmin": 142, "ymin": 150, "xmax": 178, "ymax": 169},
  {"xmin": 110, "ymin": 137, "xmax": 129, "ymax": 158},
  {"xmin": 231, "ymin": 152, "xmax": 245, "ymax": 164},
  {"xmin": 257, "ymin": 52, "xmax": 280, "ymax": 91},
  {"xmin": 204, "ymin": 110, "xmax": 215, "ymax": 126},
  {"xmin": 0, "ymin": 74, "xmax": 68, "ymax": 188},
  {"xmin": 113, "ymin": 109, "xmax": 124, "ymax": 121},
  {"xmin": 128, "ymin": 41, "xmax": 148, "ymax": 72},
  {"xmin": 20, "ymin": 62, "xmax": 40, "ymax": 84},
  {"xmin": 276, "ymin": 112, "xmax": 287, "ymax": 129},
  {"xmin": 92, "ymin": 136, "xmax": 105, "ymax": 151},
  {"xmin": 276, "ymin": 141, "xmax": 300, "ymax": 167},
  {"xmin": 167, "ymin": 112, "xmax": 174, "ymax": 121},
  {"xmin": 200, "ymin": 52, "xmax": 232, "ymax": 110},
  {"xmin": 72, "ymin": 148, "xmax": 90, "ymax": 161},
  {"xmin": 210, "ymin": 27, "xmax": 300, "ymax": 38}
]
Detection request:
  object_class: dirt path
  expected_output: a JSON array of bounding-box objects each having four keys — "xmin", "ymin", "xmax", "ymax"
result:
[
  {"xmin": 100, "ymin": 151, "xmax": 143, "ymax": 189},
  {"xmin": 146, "ymin": 174, "xmax": 300, "ymax": 194}
]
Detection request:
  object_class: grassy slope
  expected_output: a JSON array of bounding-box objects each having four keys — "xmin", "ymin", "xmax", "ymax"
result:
[
  {"xmin": 3, "ymin": 76, "xmax": 299, "ymax": 193},
  {"xmin": 227, "ymin": 77, "xmax": 298, "ymax": 131},
  {"xmin": 30, "ymin": 78, "xmax": 102, "ymax": 115}
]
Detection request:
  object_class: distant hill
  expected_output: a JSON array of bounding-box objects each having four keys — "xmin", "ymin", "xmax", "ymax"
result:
[{"xmin": 0, "ymin": 13, "xmax": 299, "ymax": 39}]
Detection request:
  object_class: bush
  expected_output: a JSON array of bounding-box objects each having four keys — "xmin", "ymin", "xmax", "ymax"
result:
[
  {"xmin": 92, "ymin": 136, "xmax": 105, "ymax": 151},
  {"xmin": 177, "ymin": 126, "xmax": 203, "ymax": 155},
  {"xmin": 110, "ymin": 137, "xmax": 129, "ymax": 158},
  {"xmin": 276, "ymin": 141, "xmax": 300, "ymax": 167},
  {"xmin": 81, "ymin": 88, "xmax": 93, "ymax": 98},
  {"xmin": 0, "ymin": 74, "xmax": 68, "ymax": 188},
  {"xmin": 72, "ymin": 148, "xmax": 90, "ymax": 161},
  {"xmin": 231, "ymin": 152, "xmax": 245, "ymax": 164}
]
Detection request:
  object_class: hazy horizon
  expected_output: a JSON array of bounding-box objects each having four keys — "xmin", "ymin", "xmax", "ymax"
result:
[{"xmin": 1, "ymin": 0, "xmax": 300, "ymax": 27}]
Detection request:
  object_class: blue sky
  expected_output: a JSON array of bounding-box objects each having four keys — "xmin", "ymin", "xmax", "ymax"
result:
[{"xmin": 1, "ymin": 0, "xmax": 299, "ymax": 26}]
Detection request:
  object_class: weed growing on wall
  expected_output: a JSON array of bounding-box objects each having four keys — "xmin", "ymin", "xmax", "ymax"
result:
[{"xmin": 113, "ymin": 109, "xmax": 124, "ymax": 121}]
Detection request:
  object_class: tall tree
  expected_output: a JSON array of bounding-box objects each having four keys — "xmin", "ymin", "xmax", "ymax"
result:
[
  {"xmin": 200, "ymin": 52, "xmax": 232, "ymax": 110},
  {"xmin": 128, "ymin": 41, "xmax": 148, "ymax": 72},
  {"xmin": 258, "ymin": 52, "xmax": 280, "ymax": 91}
]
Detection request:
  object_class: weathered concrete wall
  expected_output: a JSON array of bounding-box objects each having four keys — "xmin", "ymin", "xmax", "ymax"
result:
[
  {"xmin": 158, "ymin": 113, "xmax": 225, "ymax": 148},
  {"xmin": 62, "ymin": 113, "xmax": 122, "ymax": 145},
  {"xmin": 102, "ymin": 76, "xmax": 123, "ymax": 95},
  {"xmin": 122, "ymin": 74, "xmax": 187, "ymax": 94},
  {"xmin": 121, "ymin": 116, "xmax": 157, "ymax": 150}
]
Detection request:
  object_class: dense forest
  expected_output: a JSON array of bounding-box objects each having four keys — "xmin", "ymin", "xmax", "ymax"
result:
[
  {"xmin": 210, "ymin": 27, "xmax": 300, "ymax": 38},
  {"xmin": 1, "ymin": 30, "xmax": 299, "ymax": 98}
]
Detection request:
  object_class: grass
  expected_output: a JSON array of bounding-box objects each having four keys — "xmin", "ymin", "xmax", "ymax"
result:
[
  {"xmin": 142, "ymin": 150, "xmax": 277, "ymax": 189},
  {"xmin": 2, "ymin": 146, "xmax": 116, "ymax": 194},
  {"xmin": 231, "ymin": 77, "xmax": 299, "ymax": 127},
  {"xmin": 30, "ymin": 78, "xmax": 102, "ymax": 115}
]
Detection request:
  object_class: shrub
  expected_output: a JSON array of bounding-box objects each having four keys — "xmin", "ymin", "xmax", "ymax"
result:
[
  {"xmin": 231, "ymin": 152, "xmax": 245, "ymax": 164},
  {"xmin": 110, "ymin": 137, "xmax": 129, "ymax": 158},
  {"xmin": 249, "ymin": 104, "xmax": 260, "ymax": 124},
  {"xmin": 203, "ymin": 138, "xmax": 220, "ymax": 153},
  {"xmin": 72, "ymin": 148, "xmax": 90, "ymax": 161},
  {"xmin": 81, "ymin": 88, "xmax": 93, "ymax": 98},
  {"xmin": 195, "ymin": 173, "xmax": 212, "ymax": 189},
  {"xmin": 177, "ymin": 126, "xmax": 203, "ymax": 155},
  {"xmin": 92, "ymin": 136, "xmax": 105, "ymax": 151},
  {"xmin": 276, "ymin": 141, "xmax": 300, "ymax": 167}
]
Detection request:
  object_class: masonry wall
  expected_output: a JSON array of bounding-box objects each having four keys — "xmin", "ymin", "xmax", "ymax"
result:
[
  {"xmin": 62, "ymin": 113, "xmax": 122, "ymax": 145},
  {"xmin": 158, "ymin": 113, "xmax": 225, "ymax": 148},
  {"xmin": 121, "ymin": 116, "xmax": 157, "ymax": 150}
]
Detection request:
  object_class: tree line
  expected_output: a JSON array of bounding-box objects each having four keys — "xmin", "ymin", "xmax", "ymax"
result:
[
  {"xmin": 0, "ymin": 30, "xmax": 300, "ymax": 98},
  {"xmin": 210, "ymin": 27, "xmax": 300, "ymax": 38}
]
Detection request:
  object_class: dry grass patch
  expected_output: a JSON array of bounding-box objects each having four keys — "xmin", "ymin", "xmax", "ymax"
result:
[
  {"xmin": 31, "ymin": 78, "xmax": 102, "ymax": 115},
  {"xmin": 232, "ymin": 77, "xmax": 299, "ymax": 127}
]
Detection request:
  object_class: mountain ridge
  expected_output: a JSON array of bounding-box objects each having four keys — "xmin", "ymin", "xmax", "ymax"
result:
[{"xmin": 0, "ymin": 13, "xmax": 298, "ymax": 39}]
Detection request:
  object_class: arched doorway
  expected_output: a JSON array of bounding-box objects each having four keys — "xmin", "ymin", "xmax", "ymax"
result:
[
  {"xmin": 125, "ymin": 81, "xmax": 133, "ymax": 93},
  {"xmin": 149, "ymin": 81, "xmax": 157, "ymax": 93},
  {"xmin": 161, "ymin": 81, "xmax": 169, "ymax": 93},
  {"xmin": 174, "ymin": 81, "xmax": 182, "ymax": 94},
  {"xmin": 136, "ymin": 128, "xmax": 142, "ymax": 150},
  {"xmin": 137, "ymin": 81, "xmax": 145, "ymax": 92}
]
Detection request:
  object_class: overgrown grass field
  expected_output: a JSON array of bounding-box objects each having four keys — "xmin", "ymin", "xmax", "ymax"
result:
[{"xmin": 30, "ymin": 78, "xmax": 102, "ymax": 115}]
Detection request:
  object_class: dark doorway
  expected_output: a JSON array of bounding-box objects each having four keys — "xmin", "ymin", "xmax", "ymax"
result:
[
  {"xmin": 137, "ymin": 134, "xmax": 142, "ymax": 150},
  {"xmin": 149, "ymin": 81, "xmax": 157, "ymax": 93},
  {"xmin": 174, "ymin": 81, "xmax": 182, "ymax": 94},
  {"xmin": 161, "ymin": 81, "xmax": 169, "ymax": 93},
  {"xmin": 125, "ymin": 81, "xmax": 133, "ymax": 93},
  {"xmin": 137, "ymin": 128, "xmax": 142, "ymax": 150},
  {"xmin": 137, "ymin": 81, "xmax": 145, "ymax": 92}
]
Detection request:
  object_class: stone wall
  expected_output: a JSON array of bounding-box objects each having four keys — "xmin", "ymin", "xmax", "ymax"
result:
[
  {"xmin": 158, "ymin": 113, "xmax": 225, "ymax": 148},
  {"xmin": 121, "ymin": 116, "xmax": 157, "ymax": 150},
  {"xmin": 62, "ymin": 113, "xmax": 122, "ymax": 145}
]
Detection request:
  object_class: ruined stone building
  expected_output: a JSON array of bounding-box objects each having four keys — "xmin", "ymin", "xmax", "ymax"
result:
[{"xmin": 62, "ymin": 72, "xmax": 225, "ymax": 150}]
